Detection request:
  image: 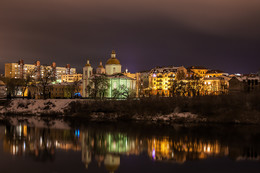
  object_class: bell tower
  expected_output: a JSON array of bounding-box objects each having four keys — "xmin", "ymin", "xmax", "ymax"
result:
[{"xmin": 83, "ymin": 60, "xmax": 93, "ymax": 97}]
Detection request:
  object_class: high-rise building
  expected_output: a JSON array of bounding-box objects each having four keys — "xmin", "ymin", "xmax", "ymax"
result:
[
  {"xmin": 5, "ymin": 60, "xmax": 76, "ymax": 82},
  {"xmin": 61, "ymin": 74, "xmax": 82, "ymax": 83}
]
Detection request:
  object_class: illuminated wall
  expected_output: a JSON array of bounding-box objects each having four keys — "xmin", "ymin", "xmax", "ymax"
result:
[
  {"xmin": 188, "ymin": 66, "xmax": 208, "ymax": 78},
  {"xmin": 61, "ymin": 74, "xmax": 82, "ymax": 83},
  {"xmin": 203, "ymin": 77, "xmax": 229, "ymax": 95},
  {"xmin": 4, "ymin": 61, "xmax": 76, "ymax": 82},
  {"xmin": 106, "ymin": 75, "xmax": 136, "ymax": 98},
  {"xmin": 149, "ymin": 72, "xmax": 176, "ymax": 96}
]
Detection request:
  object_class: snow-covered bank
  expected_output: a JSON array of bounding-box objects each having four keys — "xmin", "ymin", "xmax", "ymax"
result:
[
  {"xmin": 0, "ymin": 98, "xmax": 259, "ymax": 124},
  {"xmin": 0, "ymin": 99, "xmax": 81, "ymax": 115},
  {"xmin": 0, "ymin": 99, "xmax": 206, "ymax": 123}
]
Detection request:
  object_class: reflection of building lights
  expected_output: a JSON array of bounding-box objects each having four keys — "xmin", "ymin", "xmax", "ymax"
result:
[
  {"xmin": 113, "ymin": 142, "xmax": 116, "ymax": 149},
  {"xmin": 152, "ymin": 149, "xmax": 156, "ymax": 159},
  {"xmin": 207, "ymin": 146, "xmax": 210, "ymax": 152},
  {"xmin": 75, "ymin": 129, "xmax": 80, "ymax": 137},
  {"xmin": 40, "ymin": 137, "xmax": 42, "ymax": 146},
  {"xmin": 23, "ymin": 142, "xmax": 26, "ymax": 151}
]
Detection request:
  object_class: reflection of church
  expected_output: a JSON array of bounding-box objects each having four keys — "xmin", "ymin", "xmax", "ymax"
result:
[
  {"xmin": 82, "ymin": 50, "xmax": 137, "ymax": 98},
  {"xmin": 104, "ymin": 154, "xmax": 120, "ymax": 173},
  {"xmin": 81, "ymin": 132, "xmax": 121, "ymax": 173}
]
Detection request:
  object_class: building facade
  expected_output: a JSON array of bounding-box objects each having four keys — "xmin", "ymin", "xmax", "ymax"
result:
[
  {"xmin": 229, "ymin": 74, "xmax": 260, "ymax": 93},
  {"xmin": 105, "ymin": 50, "xmax": 122, "ymax": 75},
  {"xmin": 148, "ymin": 66, "xmax": 187, "ymax": 96},
  {"xmin": 61, "ymin": 74, "xmax": 82, "ymax": 83},
  {"xmin": 82, "ymin": 50, "xmax": 136, "ymax": 98},
  {"xmin": 5, "ymin": 60, "xmax": 76, "ymax": 83},
  {"xmin": 187, "ymin": 66, "xmax": 208, "ymax": 78},
  {"xmin": 205, "ymin": 70, "xmax": 228, "ymax": 78}
]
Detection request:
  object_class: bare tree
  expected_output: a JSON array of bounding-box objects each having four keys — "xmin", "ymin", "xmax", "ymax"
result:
[
  {"xmin": 37, "ymin": 67, "xmax": 56, "ymax": 99},
  {"xmin": 2, "ymin": 77, "xmax": 22, "ymax": 98},
  {"xmin": 21, "ymin": 69, "xmax": 35, "ymax": 99},
  {"xmin": 87, "ymin": 75, "xmax": 109, "ymax": 99},
  {"xmin": 112, "ymin": 85, "xmax": 130, "ymax": 99}
]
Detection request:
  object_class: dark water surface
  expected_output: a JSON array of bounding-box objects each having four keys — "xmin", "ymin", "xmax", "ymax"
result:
[{"xmin": 0, "ymin": 119, "xmax": 259, "ymax": 173}]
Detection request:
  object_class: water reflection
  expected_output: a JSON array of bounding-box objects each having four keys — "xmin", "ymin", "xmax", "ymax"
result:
[{"xmin": 0, "ymin": 123, "xmax": 260, "ymax": 173}]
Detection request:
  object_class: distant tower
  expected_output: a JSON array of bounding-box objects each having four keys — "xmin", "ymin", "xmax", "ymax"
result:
[
  {"xmin": 83, "ymin": 60, "xmax": 93, "ymax": 97},
  {"xmin": 66, "ymin": 64, "xmax": 71, "ymax": 74},
  {"xmin": 18, "ymin": 59, "xmax": 24, "ymax": 79},
  {"xmin": 105, "ymin": 50, "xmax": 122, "ymax": 75},
  {"xmin": 96, "ymin": 61, "xmax": 106, "ymax": 74},
  {"xmin": 51, "ymin": 62, "xmax": 57, "ymax": 79},
  {"xmin": 35, "ymin": 60, "xmax": 41, "ymax": 80}
]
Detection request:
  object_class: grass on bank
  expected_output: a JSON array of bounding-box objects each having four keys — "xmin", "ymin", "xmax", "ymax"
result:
[{"xmin": 65, "ymin": 92, "xmax": 260, "ymax": 123}]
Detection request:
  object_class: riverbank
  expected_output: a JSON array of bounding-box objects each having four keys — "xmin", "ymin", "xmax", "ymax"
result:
[{"xmin": 0, "ymin": 92, "xmax": 259, "ymax": 124}]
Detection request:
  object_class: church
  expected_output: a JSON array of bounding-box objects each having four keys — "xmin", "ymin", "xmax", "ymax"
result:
[{"xmin": 82, "ymin": 50, "xmax": 136, "ymax": 98}]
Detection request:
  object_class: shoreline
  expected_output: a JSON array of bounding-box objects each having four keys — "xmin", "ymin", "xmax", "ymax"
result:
[{"xmin": 0, "ymin": 95, "xmax": 260, "ymax": 125}]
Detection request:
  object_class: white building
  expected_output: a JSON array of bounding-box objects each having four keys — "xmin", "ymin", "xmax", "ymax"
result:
[
  {"xmin": 105, "ymin": 50, "xmax": 122, "ymax": 75},
  {"xmin": 82, "ymin": 60, "xmax": 93, "ymax": 97},
  {"xmin": 82, "ymin": 50, "xmax": 137, "ymax": 98}
]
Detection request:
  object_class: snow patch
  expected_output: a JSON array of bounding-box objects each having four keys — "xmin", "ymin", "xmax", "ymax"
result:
[{"xmin": 0, "ymin": 99, "xmax": 81, "ymax": 115}]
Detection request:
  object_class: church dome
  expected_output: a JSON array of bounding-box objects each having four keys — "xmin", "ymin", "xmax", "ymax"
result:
[
  {"xmin": 85, "ymin": 60, "xmax": 91, "ymax": 67},
  {"xmin": 97, "ymin": 61, "xmax": 104, "ymax": 68},
  {"xmin": 106, "ymin": 50, "xmax": 121, "ymax": 65}
]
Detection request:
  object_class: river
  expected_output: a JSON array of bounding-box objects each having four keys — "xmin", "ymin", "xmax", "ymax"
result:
[{"xmin": 0, "ymin": 118, "xmax": 259, "ymax": 173}]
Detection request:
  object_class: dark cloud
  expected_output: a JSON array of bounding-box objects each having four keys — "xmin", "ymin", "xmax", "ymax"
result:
[{"xmin": 0, "ymin": 0, "xmax": 260, "ymax": 74}]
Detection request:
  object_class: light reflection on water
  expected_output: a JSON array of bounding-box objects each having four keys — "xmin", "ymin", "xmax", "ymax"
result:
[{"xmin": 0, "ymin": 122, "xmax": 260, "ymax": 173}]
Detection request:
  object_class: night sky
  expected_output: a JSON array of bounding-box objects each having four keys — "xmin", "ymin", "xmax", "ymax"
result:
[{"xmin": 0, "ymin": 0, "xmax": 260, "ymax": 74}]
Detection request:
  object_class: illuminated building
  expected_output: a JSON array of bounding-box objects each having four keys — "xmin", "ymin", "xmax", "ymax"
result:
[
  {"xmin": 28, "ymin": 82, "xmax": 83, "ymax": 99},
  {"xmin": 148, "ymin": 66, "xmax": 187, "ymax": 96},
  {"xmin": 96, "ymin": 61, "xmax": 106, "ymax": 74},
  {"xmin": 82, "ymin": 50, "xmax": 136, "ymax": 98},
  {"xmin": 106, "ymin": 74, "xmax": 136, "ymax": 98},
  {"xmin": 205, "ymin": 70, "xmax": 228, "ymax": 78},
  {"xmin": 203, "ymin": 77, "xmax": 229, "ymax": 95},
  {"xmin": 135, "ymin": 71, "xmax": 150, "ymax": 97},
  {"xmin": 229, "ymin": 74, "xmax": 259, "ymax": 93},
  {"xmin": 187, "ymin": 66, "xmax": 208, "ymax": 78},
  {"xmin": 61, "ymin": 73, "xmax": 82, "ymax": 83},
  {"xmin": 82, "ymin": 60, "xmax": 93, "ymax": 97},
  {"xmin": 4, "ymin": 60, "xmax": 76, "ymax": 82},
  {"xmin": 105, "ymin": 50, "xmax": 122, "ymax": 75}
]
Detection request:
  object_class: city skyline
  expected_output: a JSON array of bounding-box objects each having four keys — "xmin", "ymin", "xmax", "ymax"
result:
[{"xmin": 1, "ymin": 0, "xmax": 260, "ymax": 74}]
